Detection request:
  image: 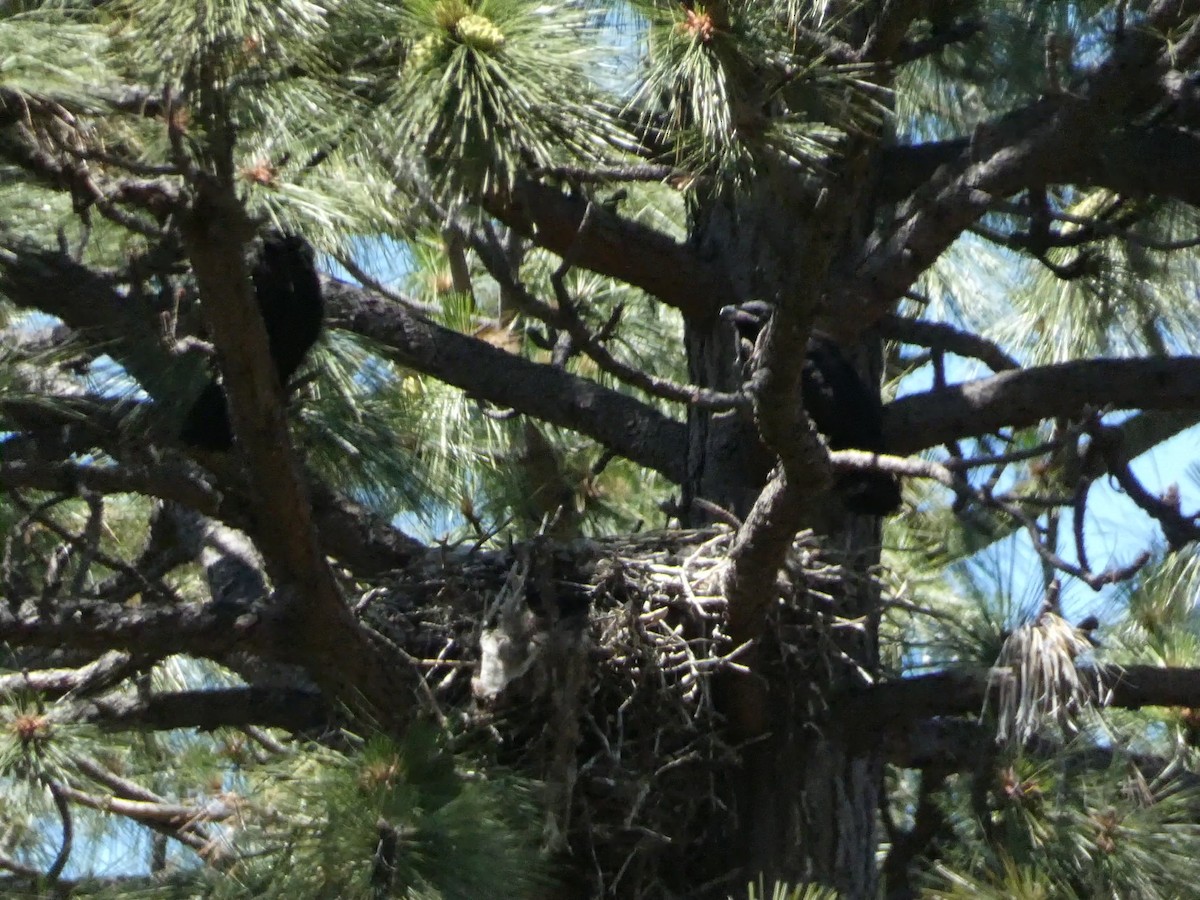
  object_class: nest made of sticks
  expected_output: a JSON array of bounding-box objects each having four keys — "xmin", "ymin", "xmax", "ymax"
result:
[{"xmin": 360, "ymin": 527, "xmax": 853, "ymax": 898}]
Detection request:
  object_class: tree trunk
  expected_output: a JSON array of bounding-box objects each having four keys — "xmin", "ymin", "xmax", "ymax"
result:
[
  {"xmin": 684, "ymin": 179, "xmax": 887, "ymax": 896},
  {"xmin": 681, "ymin": 318, "xmax": 773, "ymax": 524},
  {"xmin": 708, "ymin": 516, "xmax": 885, "ymax": 899}
]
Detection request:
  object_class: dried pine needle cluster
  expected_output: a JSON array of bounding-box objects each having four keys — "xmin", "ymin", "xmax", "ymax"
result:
[{"xmin": 989, "ymin": 610, "xmax": 1103, "ymax": 745}]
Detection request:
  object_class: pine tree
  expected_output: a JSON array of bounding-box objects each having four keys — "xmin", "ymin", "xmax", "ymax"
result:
[{"xmin": 5, "ymin": 1, "xmax": 1200, "ymax": 897}]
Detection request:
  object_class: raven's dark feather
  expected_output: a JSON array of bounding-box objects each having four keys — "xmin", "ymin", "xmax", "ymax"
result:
[{"xmin": 180, "ymin": 232, "xmax": 324, "ymax": 451}]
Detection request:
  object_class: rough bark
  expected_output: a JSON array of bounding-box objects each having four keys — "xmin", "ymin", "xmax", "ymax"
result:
[
  {"xmin": 681, "ymin": 317, "xmax": 772, "ymax": 524},
  {"xmin": 484, "ymin": 177, "xmax": 732, "ymax": 320},
  {"xmin": 684, "ymin": 146, "xmax": 887, "ymax": 893},
  {"xmin": 885, "ymin": 357, "xmax": 1200, "ymax": 455}
]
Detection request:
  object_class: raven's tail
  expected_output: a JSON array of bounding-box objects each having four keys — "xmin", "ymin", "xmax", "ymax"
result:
[
  {"xmin": 837, "ymin": 471, "xmax": 902, "ymax": 516},
  {"xmin": 180, "ymin": 381, "xmax": 233, "ymax": 451}
]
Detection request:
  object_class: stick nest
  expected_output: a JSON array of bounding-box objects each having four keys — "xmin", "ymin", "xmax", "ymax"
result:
[{"xmin": 362, "ymin": 526, "xmax": 847, "ymax": 898}]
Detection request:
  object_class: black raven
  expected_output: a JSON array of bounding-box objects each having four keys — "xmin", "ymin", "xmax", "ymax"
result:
[
  {"xmin": 180, "ymin": 232, "xmax": 324, "ymax": 451},
  {"xmin": 720, "ymin": 302, "xmax": 901, "ymax": 515}
]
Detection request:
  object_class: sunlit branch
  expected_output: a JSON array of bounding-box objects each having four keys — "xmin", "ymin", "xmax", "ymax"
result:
[
  {"xmin": 879, "ymin": 314, "xmax": 1019, "ymax": 372},
  {"xmin": 55, "ymin": 784, "xmax": 222, "ymax": 856},
  {"xmin": 885, "ymin": 357, "xmax": 1200, "ymax": 456},
  {"xmin": 0, "ymin": 652, "xmax": 133, "ymax": 701}
]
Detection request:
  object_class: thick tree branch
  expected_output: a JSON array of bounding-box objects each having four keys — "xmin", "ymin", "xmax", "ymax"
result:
[
  {"xmin": 833, "ymin": 95, "xmax": 1092, "ymax": 334},
  {"xmin": 483, "ymin": 177, "xmax": 731, "ymax": 319},
  {"xmin": 843, "ymin": 664, "xmax": 1200, "ymax": 740},
  {"xmin": 884, "ymin": 356, "xmax": 1200, "ymax": 455},
  {"xmin": 0, "ymin": 243, "xmax": 173, "ymax": 394},
  {"xmin": 883, "ymin": 717, "xmax": 1200, "ymax": 789},
  {"xmin": 879, "ymin": 127, "xmax": 1200, "ymax": 213},
  {"xmin": 323, "ymin": 278, "xmax": 689, "ymax": 482},
  {"xmin": 308, "ymin": 483, "xmax": 424, "ymax": 574},
  {"xmin": 73, "ymin": 686, "xmax": 332, "ymax": 734},
  {"xmin": 0, "ymin": 459, "xmax": 227, "ymax": 521},
  {"xmin": 721, "ymin": 152, "xmax": 880, "ymax": 743},
  {"xmin": 835, "ymin": 2, "xmax": 1200, "ymax": 334},
  {"xmin": 875, "ymin": 139, "xmax": 968, "ymax": 205},
  {"xmin": 1085, "ymin": 125, "xmax": 1200, "ymax": 206},
  {"xmin": 0, "ymin": 652, "xmax": 133, "ymax": 701},
  {"xmin": 0, "ymin": 598, "xmax": 281, "ymax": 660},
  {"xmin": 180, "ymin": 190, "xmax": 328, "ymax": 591}
]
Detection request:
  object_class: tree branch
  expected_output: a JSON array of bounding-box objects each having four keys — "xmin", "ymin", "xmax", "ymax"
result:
[
  {"xmin": 470, "ymin": 216, "xmax": 744, "ymax": 410},
  {"xmin": 0, "ymin": 445, "xmax": 422, "ymax": 579},
  {"xmin": 884, "ymin": 356, "xmax": 1200, "ymax": 456},
  {"xmin": 720, "ymin": 155, "xmax": 880, "ymax": 741},
  {"xmin": 833, "ymin": 94, "xmax": 1089, "ymax": 334},
  {"xmin": 0, "ymin": 242, "xmax": 173, "ymax": 394},
  {"xmin": 55, "ymin": 783, "xmax": 233, "ymax": 838},
  {"xmin": 0, "ymin": 460, "xmax": 226, "ymax": 521},
  {"xmin": 1085, "ymin": 421, "xmax": 1200, "ymax": 549},
  {"xmin": 323, "ymin": 278, "xmax": 689, "ymax": 482},
  {"xmin": 0, "ymin": 651, "xmax": 133, "ymax": 701},
  {"xmin": 842, "ymin": 664, "xmax": 1200, "ymax": 740},
  {"xmin": 0, "ymin": 237, "xmax": 689, "ymax": 486},
  {"xmin": 879, "ymin": 125, "xmax": 1200, "ymax": 211},
  {"xmin": 879, "ymin": 315, "xmax": 1019, "ymax": 372},
  {"xmin": 835, "ymin": 3, "xmax": 1200, "ymax": 334},
  {"xmin": 72, "ymin": 686, "xmax": 332, "ymax": 735},
  {"xmin": 483, "ymin": 177, "xmax": 731, "ymax": 320},
  {"xmin": 0, "ymin": 597, "xmax": 281, "ymax": 660}
]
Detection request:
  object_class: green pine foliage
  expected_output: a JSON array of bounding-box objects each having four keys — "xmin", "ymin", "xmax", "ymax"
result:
[
  {"xmin": 385, "ymin": 0, "xmax": 626, "ymax": 198},
  {"xmin": 0, "ymin": 691, "xmax": 548, "ymax": 898},
  {"xmin": 629, "ymin": 0, "xmax": 884, "ymax": 184},
  {"xmin": 249, "ymin": 730, "xmax": 547, "ymax": 899}
]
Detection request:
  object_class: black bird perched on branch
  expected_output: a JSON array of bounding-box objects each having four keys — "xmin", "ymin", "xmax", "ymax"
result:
[
  {"xmin": 721, "ymin": 301, "xmax": 902, "ymax": 516},
  {"xmin": 800, "ymin": 335, "xmax": 901, "ymax": 515},
  {"xmin": 180, "ymin": 232, "xmax": 324, "ymax": 451}
]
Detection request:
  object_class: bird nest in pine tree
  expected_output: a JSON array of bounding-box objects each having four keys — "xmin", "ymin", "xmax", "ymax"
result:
[{"xmin": 362, "ymin": 526, "xmax": 852, "ymax": 898}]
